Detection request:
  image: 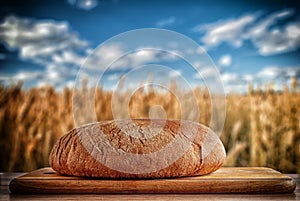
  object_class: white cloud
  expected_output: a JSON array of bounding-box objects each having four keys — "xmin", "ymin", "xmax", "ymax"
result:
[
  {"xmin": 85, "ymin": 45, "xmax": 178, "ymax": 70},
  {"xmin": 193, "ymin": 61, "xmax": 202, "ymax": 68},
  {"xmin": 247, "ymin": 9, "xmax": 299, "ymax": 55},
  {"xmin": 1, "ymin": 16, "xmax": 186, "ymax": 90},
  {"xmin": 0, "ymin": 15, "xmax": 89, "ymax": 88},
  {"xmin": 67, "ymin": 0, "xmax": 98, "ymax": 10},
  {"xmin": 0, "ymin": 76, "xmax": 10, "ymax": 81},
  {"xmin": 193, "ymin": 65, "xmax": 300, "ymax": 94},
  {"xmin": 0, "ymin": 16, "xmax": 88, "ymax": 62},
  {"xmin": 52, "ymin": 51, "xmax": 85, "ymax": 66},
  {"xmin": 0, "ymin": 16, "xmax": 88, "ymax": 69},
  {"xmin": 130, "ymin": 49, "xmax": 159, "ymax": 66},
  {"xmin": 0, "ymin": 71, "xmax": 42, "ymax": 86},
  {"xmin": 221, "ymin": 73, "xmax": 239, "ymax": 83},
  {"xmin": 107, "ymin": 73, "xmax": 120, "ymax": 81},
  {"xmin": 196, "ymin": 14, "xmax": 256, "ymax": 48},
  {"xmin": 169, "ymin": 70, "xmax": 182, "ymax": 78},
  {"xmin": 257, "ymin": 66, "xmax": 300, "ymax": 80},
  {"xmin": 247, "ymin": 9, "xmax": 293, "ymax": 38},
  {"xmin": 13, "ymin": 71, "xmax": 42, "ymax": 81},
  {"xmin": 0, "ymin": 16, "xmax": 181, "ymax": 89},
  {"xmin": 156, "ymin": 16, "xmax": 176, "ymax": 27},
  {"xmin": 252, "ymin": 22, "xmax": 300, "ymax": 55},
  {"xmin": 195, "ymin": 9, "xmax": 300, "ymax": 55},
  {"xmin": 219, "ymin": 73, "xmax": 255, "ymax": 93},
  {"xmin": 65, "ymin": 80, "xmax": 75, "ymax": 89},
  {"xmin": 257, "ymin": 66, "xmax": 282, "ymax": 79},
  {"xmin": 194, "ymin": 67, "xmax": 217, "ymax": 79},
  {"xmin": 37, "ymin": 80, "xmax": 48, "ymax": 88},
  {"xmin": 218, "ymin": 54, "xmax": 232, "ymax": 67},
  {"xmin": 220, "ymin": 66, "xmax": 300, "ymax": 93},
  {"xmin": 196, "ymin": 46, "xmax": 206, "ymax": 55},
  {"xmin": 83, "ymin": 44, "xmax": 132, "ymax": 70},
  {"xmin": 221, "ymin": 66, "xmax": 300, "ymax": 84},
  {"xmin": 243, "ymin": 74, "xmax": 255, "ymax": 82},
  {"xmin": 6, "ymin": 64, "xmax": 77, "ymax": 89}
]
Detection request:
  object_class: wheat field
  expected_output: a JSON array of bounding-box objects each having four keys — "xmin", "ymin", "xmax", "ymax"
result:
[{"xmin": 0, "ymin": 81, "xmax": 299, "ymax": 173}]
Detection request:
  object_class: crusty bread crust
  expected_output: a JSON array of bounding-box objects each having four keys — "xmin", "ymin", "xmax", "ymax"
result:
[{"xmin": 49, "ymin": 119, "xmax": 226, "ymax": 178}]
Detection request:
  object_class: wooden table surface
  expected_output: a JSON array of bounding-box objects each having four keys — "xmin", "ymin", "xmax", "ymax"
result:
[{"xmin": 1, "ymin": 172, "xmax": 299, "ymax": 200}]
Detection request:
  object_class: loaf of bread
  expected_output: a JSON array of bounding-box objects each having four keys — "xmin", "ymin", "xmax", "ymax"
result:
[{"xmin": 49, "ymin": 119, "xmax": 226, "ymax": 178}]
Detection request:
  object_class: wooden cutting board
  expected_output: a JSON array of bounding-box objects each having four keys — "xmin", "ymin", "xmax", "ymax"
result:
[{"xmin": 9, "ymin": 167, "xmax": 296, "ymax": 194}]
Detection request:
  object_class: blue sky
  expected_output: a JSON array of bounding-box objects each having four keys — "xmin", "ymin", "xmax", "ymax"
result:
[{"xmin": 0, "ymin": 0, "xmax": 300, "ymax": 93}]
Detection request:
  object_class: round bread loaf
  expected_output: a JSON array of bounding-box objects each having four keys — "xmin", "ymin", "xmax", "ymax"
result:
[{"xmin": 49, "ymin": 119, "xmax": 226, "ymax": 178}]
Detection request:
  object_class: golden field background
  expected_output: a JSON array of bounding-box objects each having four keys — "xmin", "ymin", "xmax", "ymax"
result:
[{"xmin": 0, "ymin": 81, "xmax": 299, "ymax": 173}]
